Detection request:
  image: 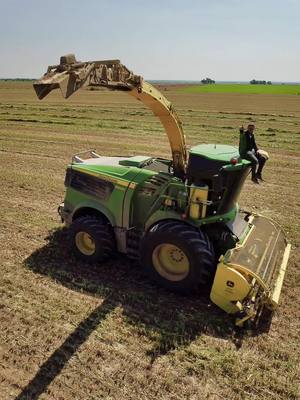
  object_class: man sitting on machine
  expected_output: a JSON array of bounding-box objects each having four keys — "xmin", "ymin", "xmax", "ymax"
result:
[{"xmin": 239, "ymin": 124, "xmax": 269, "ymax": 184}]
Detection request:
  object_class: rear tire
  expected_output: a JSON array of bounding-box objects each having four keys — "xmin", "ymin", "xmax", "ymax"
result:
[
  {"xmin": 140, "ymin": 220, "xmax": 216, "ymax": 293},
  {"xmin": 70, "ymin": 216, "xmax": 115, "ymax": 263}
]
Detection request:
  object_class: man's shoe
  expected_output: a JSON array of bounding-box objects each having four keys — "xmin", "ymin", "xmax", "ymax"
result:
[
  {"xmin": 251, "ymin": 176, "xmax": 260, "ymax": 184},
  {"xmin": 256, "ymin": 174, "xmax": 264, "ymax": 181}
]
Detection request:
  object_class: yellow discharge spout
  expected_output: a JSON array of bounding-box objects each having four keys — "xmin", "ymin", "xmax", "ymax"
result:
[
  {"xmin": 33, "ymin": 55, "xmax": 187, "ymax": 177},
  {"xmin": 129, "ymin": 81, "xmax": 187, "ymax": 177}
]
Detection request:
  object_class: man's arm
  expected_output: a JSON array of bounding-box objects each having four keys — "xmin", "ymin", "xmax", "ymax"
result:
[
  {"xmin": 244, "ymin": 132, "xmax": 252, "ymax": 151},
  {"xmin": 252, "ymin": 135, "xmax": 258, "ymax": 152}
]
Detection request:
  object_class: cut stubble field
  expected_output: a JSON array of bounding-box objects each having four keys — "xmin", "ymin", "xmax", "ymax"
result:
[{"xmin": 0, "ymin": 81, "xmax": 299, "ymax": 400}]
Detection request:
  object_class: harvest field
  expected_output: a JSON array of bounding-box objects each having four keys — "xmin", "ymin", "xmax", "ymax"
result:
[
  {"xmin": 0, "ymin": 81, "xmax": 299, "ymax": 400},
  {"xmin": 181, "ymin": 84, "xmax": 300, "ymax": 95}
]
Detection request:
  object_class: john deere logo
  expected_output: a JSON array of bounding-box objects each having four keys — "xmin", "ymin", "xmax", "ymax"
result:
[{"xmin": 226, "ymin": 280, "xmax": 234, "ymax": 288}]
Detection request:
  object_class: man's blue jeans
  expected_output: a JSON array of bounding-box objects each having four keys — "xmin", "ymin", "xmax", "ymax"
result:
[{"xmin": 245, "ymin": 150, "xmax": 266, "ymax": 178}]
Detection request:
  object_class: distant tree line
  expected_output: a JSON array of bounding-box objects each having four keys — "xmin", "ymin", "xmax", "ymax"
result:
[
  {"xmin": 0, "ymin": 78, "xmax": 35, "ymax": 81},
  {"xmin": 250, "ymin": 79, "xmax": 272, "ymax": 85},
  {"xmin": 201, "ymin": 78, "xmax": 215, "ymax": 84}
]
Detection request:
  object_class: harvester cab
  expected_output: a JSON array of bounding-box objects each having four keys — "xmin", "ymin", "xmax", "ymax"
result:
[{"xmin": 33, "ymin": 54, "xmax": 291, "ymax": 326}]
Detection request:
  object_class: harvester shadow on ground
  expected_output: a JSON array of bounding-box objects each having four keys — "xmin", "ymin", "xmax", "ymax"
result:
[{"xmin": 19, "ymin": 227, "xmax": 262, "ymax": 400}]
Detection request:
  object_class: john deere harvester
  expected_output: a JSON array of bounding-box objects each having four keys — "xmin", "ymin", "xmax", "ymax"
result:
[{"xmin": 34, "ymin": 54, "xmax": 291, "ymax": 326}]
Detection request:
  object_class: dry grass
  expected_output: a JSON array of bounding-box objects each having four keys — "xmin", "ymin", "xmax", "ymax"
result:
[{"xmin": 0, "ymin": 82, "xmax": 299, "ymax": 400}]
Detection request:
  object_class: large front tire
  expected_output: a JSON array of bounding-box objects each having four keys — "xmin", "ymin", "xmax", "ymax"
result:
[
  {"xmin": 140, "ymin": 220, "xmax": 216, "ymax": 293},
  {"xmin": 70, "ymin": 216, "xmax": 115, "ymax": 263}
]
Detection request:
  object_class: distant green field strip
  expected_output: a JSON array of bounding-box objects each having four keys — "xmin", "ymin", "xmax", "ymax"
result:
[{"xmin": 181, "ymin": 84, "xmax": 300, "ymax": 95}]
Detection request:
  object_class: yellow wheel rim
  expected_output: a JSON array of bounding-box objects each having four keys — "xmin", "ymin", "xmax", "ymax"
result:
[
  {"xmin": 75, "ymin": 231, "xmax": 96, "ymax": 256},
  {"xmin": 152, "ymin": 243, "xmax": 190, "ymax": 281}
]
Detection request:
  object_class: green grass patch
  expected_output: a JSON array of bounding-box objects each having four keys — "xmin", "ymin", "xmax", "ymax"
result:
[{"xmin": 181, "ymin": 84, "xmax": 300, "ymax": 95}]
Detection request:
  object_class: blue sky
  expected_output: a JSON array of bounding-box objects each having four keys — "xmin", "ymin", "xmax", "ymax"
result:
[{"xmin": 0, "ymin": 0, "xmax": 299, "ymax": 81}]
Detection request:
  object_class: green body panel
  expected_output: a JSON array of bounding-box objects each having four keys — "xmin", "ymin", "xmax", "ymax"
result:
[
  {"xmin": 66, "ymin": 161, "xmax": 158, "ymax": 228},
  {"xmin": 144, "ymin": 210, "xmax": 184, "ymax": 230},
  {"xmin": 64, "ymin": 191, "xmax": 117, "ymax": 225},
  {"xmin": 119, "ymin": 156, "xmax": 153, "ymax": 167},
  {"xmin": 63, "ymin": 155, "xmax": 242, "ymax": 230},
  {"xmin": 190, "ymin": 144, "xmax": 240, "ymax": 162},
  {"xmin": 72, "ymin": 163, "xmax": 142, "ymax": 183},
  {"xmin": 61, "ymin": 150, "xmax": 247, "ymax": 252},
  {"xmin": 130, "ymin": 173, "xmax": 175, "ymax": 229},
  {"xmin": 122, "ymin": 168, "xmax": 159, "ymax": 227},
  {"xmin": 189, "ymin": 143, "xmax": 251, "ymax": 170},
  {"xmin": 145, "ymin": 205, "xmax": 238, "ymax": 231},
  {"xmin": 221, "ymin": 161, "xmax": 250, "ymax": 171}
]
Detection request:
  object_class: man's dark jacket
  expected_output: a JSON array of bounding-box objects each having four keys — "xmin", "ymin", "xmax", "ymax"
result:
[{"xmin": 239, "ymin": 130, "xmax": 258, "ymax": 157}]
